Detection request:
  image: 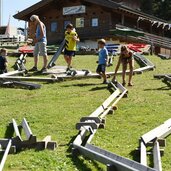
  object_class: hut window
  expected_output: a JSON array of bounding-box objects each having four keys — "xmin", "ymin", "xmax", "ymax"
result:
[
  {"xmin": 51, "ymin": 22, "xmax": 58, "ymax": 32},
  {"xmin": 64, "ymin": 21, "xmax": 72, "ymax": 29},
  {"xmin": 92, "ymin": 18, "xmax": 98, "ymax": 27},
  {"xmin": 76, "ymin": 18, "xmax": 84, "ymax": 28}
]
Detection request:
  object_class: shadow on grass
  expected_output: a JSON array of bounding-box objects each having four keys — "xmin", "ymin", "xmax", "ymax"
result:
[
  {"xmin": 67, "ymin": 153, "xmax": 104, "ymax": 171},
  {"xmin": 144, "ymin": 85, "xmax": 171, "ymax": 91},
  {"xmin": 90, "ymin": 86, "xmax": 108, "ymax": 91},
  {"xmin": 4, "ymin": 124, "xmax": 14, "ymax": 139},
  {"xmin": 129, "ymin": 149, "xmax": 140, "ymax": 163},
  {"xmin": 62, "ymin": 83, "xmax": 98, "ymax": 88}
]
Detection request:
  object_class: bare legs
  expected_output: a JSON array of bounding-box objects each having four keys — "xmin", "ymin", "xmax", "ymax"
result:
[
  {"xmin": 128, "ymin": 59, "xmax": 134, "ymax": 85},
  {"xmin": 33, "ymin": 55, "xmax": 48, "ymax": 69},
  {"xmin": 64, "ymin": 55, "xmax": 72, "ymax": 69},
  {"xmin": 112, "ymin": 58, "xmax": 134, "ymax": 86}
]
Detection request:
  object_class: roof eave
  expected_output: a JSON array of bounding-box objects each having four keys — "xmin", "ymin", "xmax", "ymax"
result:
[{"xmin": 13, "ymin": 0, "xmax": 54, "ymax": 21}]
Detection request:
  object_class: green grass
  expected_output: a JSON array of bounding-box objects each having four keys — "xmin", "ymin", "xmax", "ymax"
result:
[{"xmin": 1, "ymin": 54, "xmax": 171, "ymax": 170}]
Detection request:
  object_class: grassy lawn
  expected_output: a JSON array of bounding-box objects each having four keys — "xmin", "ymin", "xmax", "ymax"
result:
[{"xmin": 0, "ymin": 53, "xmax": 171, "ymax": 171}]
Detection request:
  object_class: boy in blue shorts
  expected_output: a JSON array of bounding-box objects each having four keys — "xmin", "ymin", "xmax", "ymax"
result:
[
  {"xmin": 0, "ymin": 48, "xmax": 8, "ymax": 74},
  {"xmin": 96, "ymin": 39, "xmax": 109, "ymax": 84}
]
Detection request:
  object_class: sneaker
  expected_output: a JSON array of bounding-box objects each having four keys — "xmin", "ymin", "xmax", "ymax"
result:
[
  {"xmin": 122, "ymin": 82, "xmax": 126, "ymax": 86},
  {"xmin": 102, "ymin": 80, "xmax": 109, "ymax": 84},
  {"xmin": 40, "ymin": 67, "xmax": 47, "ymax": 73},
  {"xmin": 128, "ymin": 83, "xmax": 134, "ymax": 86},
  {"xmin": 66, "ymin": 67, "xmax": 71, "ymax": 71},
  {"xmin": 29, "ymin": 66, "xmax": 38, "ymax": 72}
]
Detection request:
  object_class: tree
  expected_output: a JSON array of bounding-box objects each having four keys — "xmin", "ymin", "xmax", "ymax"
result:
[{"xmin": 141, "ymin": 0, "xmax": 171, "ymax": 21}]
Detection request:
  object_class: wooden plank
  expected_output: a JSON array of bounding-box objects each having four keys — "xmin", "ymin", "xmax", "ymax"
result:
[
  {"xmin": 140, "ymin": 141, "xmax": 147, "ymax": 166},
  {"xmin": 89, "ymin": 106, "xmax": 104, "ymax": 118},
  {"xmin": 47, "ymin": 39, "xmax": 65, "ymax": 68},
  {"xmin": 102, "ymin": 89, "xmax": 120, "ymax": 109},
  {"xmin": 134, "ymin": 66, "xmax": 154, "ymax": 73},
  {"xmin": 100, "ymin": 83, "xmax": 128, "ymax": 119},
  {"xmin": 141, "ymin": 118, "xmax": 171, "ymax": 144},
  {"xmin": 90, "ymin": 89, "xmax": 120, "ymax": 118},
  {"xmin": 0, "ymin": 76, "xmax": 58, "ymax": 82},
  {"xmin": 0, "ymin": 70, "xmax": 25, "ymax": 78},
  {"xmin": 73, "ymin": 143, "xmax": 156, "ymax": 171},
  {"xmin": 12, "ymin": 119, "xmax": 22, "ymax": 141},
  {"xmin": 159, "ymin": 119, "xmax": 171, "ymax": 139},
  {"xmin": 0, "ymin": 139, "xmax": 12, "ymax": 171},
  {"xmin": 21, "ymin": 118, "xmax": 33, "ymax": 140},
  {"xmin": 153, "ymin": 141, "xmax": 162, "ymax": 171},
  {"xmin": 153, "ymin": 74, "xmax": 171, "ymax": 79}
]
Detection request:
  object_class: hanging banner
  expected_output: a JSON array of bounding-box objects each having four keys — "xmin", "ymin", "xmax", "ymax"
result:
[{"xmin": 63, "ymin": 5, "xmax": 86, "ymax": 15}]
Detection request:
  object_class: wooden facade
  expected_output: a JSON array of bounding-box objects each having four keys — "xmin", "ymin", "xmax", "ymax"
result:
[{"xmin": 13, "ymin": 0, "xmax": 166, "ymax": 44}]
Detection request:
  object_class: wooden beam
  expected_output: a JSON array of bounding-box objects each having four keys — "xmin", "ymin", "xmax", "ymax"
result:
[
  {"xmin": 0, "ymin": 76, "xmax": 58, "ymax": 82},
  {"xmin": 153, "ymin": 140, "xmax": 162, "ymax": 171},
  {"xmin": 73, "ymin": 143, "xmax": 156, "ymax": 171},
  {"xmin": 21, "ymin": 118, "xmax": 33, "ymax": 140},
  {"xmin": 141, "ymin": 118, "xmax": 171, "ymax": 144},
  {"xmin": 140, "ymin": 141, "xmax": 147, "ymax": 166},
  {"xmin": 12, "ymin": 119, "xmax": 22, "ymax": 141},
  {"xmin": 73, "ymin": 126, "xmax": 90, "ymax": 146},
  {"xmin": 89, "ymin": 89, "xmax": 120, "ymax": 118},
  {"xmin": 0, "ymin": 70, "xmax": 25, "ymax": 78},
  {"xmin": 21, "ymin": 118, "xmax": 36, "ymax": 143},
  {"xmin": 0, "ymin": 140, "xmax": 12, "ymax": 171}
]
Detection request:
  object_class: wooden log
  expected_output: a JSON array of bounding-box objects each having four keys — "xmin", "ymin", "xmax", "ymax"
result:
[
  {"xmin": 0, "ymin": 139, "xmax": 12, "ymax": 171},
  {"xmin": 153, "ymin": 140, "xmax": 162, "ymax": 171}
]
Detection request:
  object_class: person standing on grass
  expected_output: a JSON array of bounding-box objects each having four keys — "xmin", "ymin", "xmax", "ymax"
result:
[
  {"xmin": 112, "ymin": 45, "xmax": 134, "ymax": 86},
  {"xmin": 0, "ymin": 48, "xmax": 8, "ymax": 74},
  {"xmin": 96, "ymin": 39, "xmax": 109, "ymax": 84},
  {"xmin": 64, "ymin": 24, "xmax": 79, "ymax": 71},
  {"xmin": 29, "ymin": 15, "xmax": 48, "ymax": 73}
]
